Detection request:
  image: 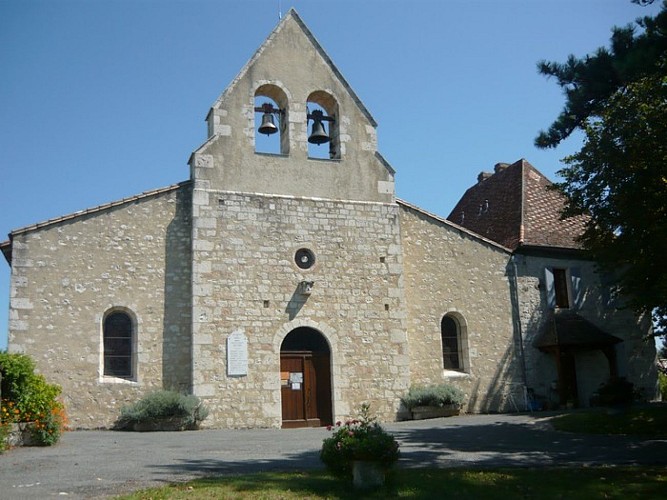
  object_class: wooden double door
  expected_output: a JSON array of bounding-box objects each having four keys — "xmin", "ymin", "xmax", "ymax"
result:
[{"xmin": 280, "ymin": 351, "xmax": 332, "ymax": 428}]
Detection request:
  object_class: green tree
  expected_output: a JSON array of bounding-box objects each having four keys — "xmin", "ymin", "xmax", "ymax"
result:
[
  {"xmin": 536, "ymin": 1, "xmax": 667, "ymax": 149},
  {"xmin": 537, "ymin": 1, "xmax": 667, "ymax": 335}
]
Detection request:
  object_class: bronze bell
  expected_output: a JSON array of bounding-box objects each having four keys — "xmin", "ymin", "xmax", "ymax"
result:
[
  {"xmin": 258, "ymin": 112, "xmax": 278, "ymax": 136},
  {"xmin": 308, "ymin": 120, "xmax": 329, "ymax": 145},
  {"xmin": 308, "ymin": 110, "xmax": 330, "ymax": 145}
]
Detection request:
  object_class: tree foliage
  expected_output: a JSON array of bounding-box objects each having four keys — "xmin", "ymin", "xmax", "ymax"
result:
[
  {"xmin": 537, "ymin": 1, "xmax": 667, "ymax": 335},
  {"xmin": 536, "ymin": 1, "xmax": 667, "ymax": 148}
]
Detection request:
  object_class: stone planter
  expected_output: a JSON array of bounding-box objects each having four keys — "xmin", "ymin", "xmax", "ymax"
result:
[
  {"xmin": 410, "ymin": 405, "xmax": 460, "ymax": 420},
  {"xmin": 6, "ymin": 422, "xmax": 40, "ymax": 447},
  {"xmin": 352, "ymin": 460, "xmax": 385, "ymax": 490},
  {"xmin": 130, "ymin": 418, "xmax": 198, "ymax": 432}
]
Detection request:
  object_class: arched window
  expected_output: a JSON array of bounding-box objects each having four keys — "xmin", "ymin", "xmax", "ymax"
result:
[
  {"xmin": 103, "ymin": 310, "xmax": 134, "ymax": 379},
  {"xmin": 441, "ymin": 314, "xmax": 463, "ymax": 371},
  {"xmin": 307, "ymin": 91, "xmax": 340, "ymax": 160},
  {"xmin": 255, "ymin": 84, "xmax": 288, "ymax": 155}
]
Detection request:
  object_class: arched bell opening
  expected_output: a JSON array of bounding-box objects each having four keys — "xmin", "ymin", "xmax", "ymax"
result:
[
  {"xmin": 280, "ymin": 327, "xmax": 332, "ymax": 428},
  {"xmin": 254, "ymin": 84, "xmax": 289, "ymax": 155},
  {"xmin": 307, "ymin": 91, "xmax": 340, "ymax": 160}
]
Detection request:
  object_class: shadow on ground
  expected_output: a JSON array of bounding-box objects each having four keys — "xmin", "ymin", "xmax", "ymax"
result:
[{"xmin": 146, "ymin": 415, "xmax": 667, "ymax": 484}]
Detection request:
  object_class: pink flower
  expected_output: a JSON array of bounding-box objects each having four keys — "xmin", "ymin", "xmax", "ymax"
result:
[
  {"xmin": 326, "ymin": 425, "xmax": 332, "ymax": 431},
  {"xmin": 335, "ymin": 421, "xmax": 342, "ymax": 427}
]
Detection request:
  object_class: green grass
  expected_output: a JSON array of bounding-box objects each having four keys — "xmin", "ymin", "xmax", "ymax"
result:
[
  {"xmin": 551, "ymin": 404, "xmax": 667, "ymax": 438},
  {"xmin": 117, "ymin": 467, "xmax": 667, "ymax": 499}
]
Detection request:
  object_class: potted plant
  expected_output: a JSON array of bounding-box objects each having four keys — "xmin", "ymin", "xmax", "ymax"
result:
[
  {"xmin": 320, "ymin": 403, "xmax": 400, "ymax": 489},
  {"xmin": 401, "ymin": 383, "xmax": 465, "ymax": 420}
]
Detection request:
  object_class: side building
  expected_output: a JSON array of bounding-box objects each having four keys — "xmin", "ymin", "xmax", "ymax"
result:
[{"xmin": 448, "ymin": 160, "xmax": 658, "ymax": 408}]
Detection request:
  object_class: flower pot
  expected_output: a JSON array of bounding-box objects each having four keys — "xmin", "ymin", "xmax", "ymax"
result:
[
  {"xmin": 352, "ymin": 460, "xmax": 385, "ymax": 489},
  {"xmin": 410, "ymin": 405, "xmax": 460, "ymax": 420}
]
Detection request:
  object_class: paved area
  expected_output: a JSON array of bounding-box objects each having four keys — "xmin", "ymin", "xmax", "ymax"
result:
[{"xmin": 1, "ymin": 413, "xmax": 666, "ymax": 499}]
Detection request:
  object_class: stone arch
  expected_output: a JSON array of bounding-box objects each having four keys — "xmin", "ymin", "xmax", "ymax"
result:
[
  {"xmin": 307, "ymin": 90, "xmax": 340, "ymax": 160},
  {"xmin": 440, "ymin": 310, "xmax": 470, "ymax": 373},
  {"xmin": 275, "ymin": 319, "xmax": 335, "ymax": 428},
  {"xmin": 99, "ymin": 306, "xmax": 139, "ymax": 382},
  {"xmin": 254, "ymin": 82, "xmax": 290, "ymax": 155},
  {"xmin": 273, "ymin": 318, "xmax": 337, "ymax": 354}
]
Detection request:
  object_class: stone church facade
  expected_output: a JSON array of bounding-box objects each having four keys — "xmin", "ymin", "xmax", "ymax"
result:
[{"xmin": 1, "ymin": 11, "xmax": 657, "ymax": 429}]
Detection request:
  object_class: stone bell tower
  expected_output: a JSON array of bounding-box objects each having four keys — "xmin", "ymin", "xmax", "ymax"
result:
[{"xmin": 188, "ymin": 9, "xmax": 409, "ymax": 428}]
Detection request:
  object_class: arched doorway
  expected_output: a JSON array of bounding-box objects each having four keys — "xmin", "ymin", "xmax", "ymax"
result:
[{"xmin": 280, "ymin": 327, "xmax": 332, "ymax": 428}]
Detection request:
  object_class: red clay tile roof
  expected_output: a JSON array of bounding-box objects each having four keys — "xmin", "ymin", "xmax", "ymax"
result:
[{"xmin": 447, "ymin": 159, "xmax": 587, "ymax": 251}]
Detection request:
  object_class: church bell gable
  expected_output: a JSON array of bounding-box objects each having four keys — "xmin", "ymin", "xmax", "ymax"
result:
[{"xmin": 190, "ymin": 9, "xmax": 395, "ymax": 204}]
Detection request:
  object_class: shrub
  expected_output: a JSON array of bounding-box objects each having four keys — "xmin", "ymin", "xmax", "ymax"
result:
[
  {"xmin": 115, "ymin": 390, "xmax": 209, "ymax": 430},
  {"xmin": 320, "ymin": 403, "xmax": 400, "ymax": 477},
  {"xmin": 0, "ymin": 352, "xmax": 37, "ymax": 401},
  {"xmin": 590, "ymin": 377, "xmax": 639, "ymax": 407},
  {"xmin": 659, "ymin": 372, "xmax": 667, "ymax": 401},
  {"xmin": 0, "ymin": 352, "xmax": 67, "ymax": 446},
  {"xmin": 0, "ymin": 422, "xmax": 10, "ymax": 453},
  {"xmin": 400, "ymin": 383, "xmax": 465, "ymax": 410}
]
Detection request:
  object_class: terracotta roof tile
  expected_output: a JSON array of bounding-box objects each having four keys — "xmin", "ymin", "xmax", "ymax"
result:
[{"xmin": 447, "ymin": 159, "xmax": 587, "ymax": 251}]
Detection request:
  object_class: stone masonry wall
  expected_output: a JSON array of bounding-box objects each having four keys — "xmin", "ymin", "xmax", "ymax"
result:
[
  {"xmin": 191, "ymin": 190, "xmax": 409, "ymax": 427},
  {"xmin": 514, "ymin": 253, "xmax": 658, "ymax": 407},
  {"xmin": 399, "ymin": 204, "xmax": 524, "ymax": 413},
  {"xmin": 8, "ymin": 186, "xmax": 192, "ymax": 428}
]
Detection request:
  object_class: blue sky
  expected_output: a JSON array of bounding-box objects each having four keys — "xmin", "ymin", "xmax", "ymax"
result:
[{"xmin": 0, "ymin": 0, "xmax": 662, "ymax": 350}]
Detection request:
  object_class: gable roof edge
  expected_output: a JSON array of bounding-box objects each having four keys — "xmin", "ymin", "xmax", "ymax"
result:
[
  {"xmin": 397, "ymin": 198, "xmax": 512, "ymax": 253},
  {"xmin": 7, "ymin": 182, "xmax": 191, "ymax": 239},
  {"xmin": 211, "ymin": 9, "xmax": 377, "ymax": 128},
  {"xmin": 519, "ymin": 159, "xmax": 526, "ymax": 246},
  {"xmin": 374, "ymin": 151, "xmax": 396, "ymax": 175},
  {"xmin": 0, "ymin": 239, "xmax": 11, "ymax": 265}
]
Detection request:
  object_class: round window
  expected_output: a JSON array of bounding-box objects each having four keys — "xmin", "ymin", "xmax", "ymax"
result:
[{"xmin": 295, "ymin": 248, "xmax": 316, "ymax": 270}]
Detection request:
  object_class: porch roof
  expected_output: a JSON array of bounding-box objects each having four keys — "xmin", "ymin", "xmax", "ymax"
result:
[{"xmin": 534, "ymin": 310, "xmax": 622, "ymax": 351}]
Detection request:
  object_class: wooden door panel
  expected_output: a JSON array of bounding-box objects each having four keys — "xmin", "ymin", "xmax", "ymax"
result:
[
  {"xmin": 312, "ymin": 353, "xmax": 332, "ymax": 426},
  {"xmin": 281, "ymin": 350, "xmax": 331, "ymax": 428},
  {"xmin": 280, "ymin": 356, "xmax": 304, "ymax": 422},
  {"xmin": 304, "ymin": 357, "xmax": 317, "ymax": 421},
  {"xmin": 558, "ymin": 351, "xmax": 578, "ymax": 406}
]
